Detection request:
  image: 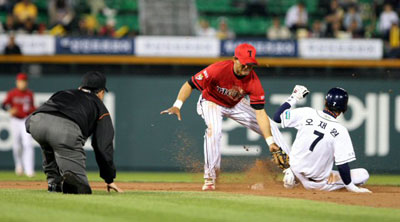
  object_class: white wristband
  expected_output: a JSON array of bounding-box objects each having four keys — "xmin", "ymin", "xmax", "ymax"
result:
[
  {"xmin": 173, "ymin": 100, "xmax": 183, "ymax": 109},
  {"xmin": 266, "ymin": 136, "xmax": 275, "ymax": 146}
]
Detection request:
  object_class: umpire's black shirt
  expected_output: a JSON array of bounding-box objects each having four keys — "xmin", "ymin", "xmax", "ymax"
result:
[{"xmin": 31, "ymin": 89, "xmax": 116, "ymax": 184}]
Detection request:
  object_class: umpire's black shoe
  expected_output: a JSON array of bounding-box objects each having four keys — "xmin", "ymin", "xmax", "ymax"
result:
[
  {"xmin": 62, "ymin": 171, "xmax": 92, "ymax": 194},
  {"xmin": 48, "ymin": 183, "xmax": 62, "ymax": 193}
]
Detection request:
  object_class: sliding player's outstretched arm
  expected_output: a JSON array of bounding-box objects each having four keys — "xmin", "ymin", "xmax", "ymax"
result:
[{"xmin": 273, "ymin": 85, "xmax": 309, "ymax": 123}]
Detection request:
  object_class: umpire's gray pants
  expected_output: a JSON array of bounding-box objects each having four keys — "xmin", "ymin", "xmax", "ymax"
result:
[{"xmin": 26, "ymin": 113, "xmax": 89, "ymax": 187}]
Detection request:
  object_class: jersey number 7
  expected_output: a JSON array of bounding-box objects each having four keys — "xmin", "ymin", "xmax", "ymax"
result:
[{"xmin": 310, "ymin": 130, "xmax": 324, "ymax": 152}]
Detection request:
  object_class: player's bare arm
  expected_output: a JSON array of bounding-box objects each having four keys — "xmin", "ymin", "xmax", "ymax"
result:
[
  {"xmin": 160, "ymin": 81, "xmax": 193, "ymax": 121},
  {"xmin": 255, "ymin": 109, "xmax": 279, "ymax": 152}
]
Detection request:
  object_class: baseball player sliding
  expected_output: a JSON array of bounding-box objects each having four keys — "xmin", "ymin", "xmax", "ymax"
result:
[
  {"xmin": 273, "ymin": 85, "xmax": 371, "ymax": 193},
  {"xmin": 161, "ymin": 43, "xmax": 289, "ymax": 191}
]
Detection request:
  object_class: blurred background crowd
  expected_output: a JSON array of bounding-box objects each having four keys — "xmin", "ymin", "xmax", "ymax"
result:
[{"xmin": 0, "ymin": 0, "xmax": 399, "ymax": 55}]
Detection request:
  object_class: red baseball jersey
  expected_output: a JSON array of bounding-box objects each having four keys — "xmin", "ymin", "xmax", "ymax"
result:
[
  {"xmin": 2, "ymin": 88, "xmax": 35, "ymax": 118},
  {"xmin": 190, "ymin": 60, "xmax": 265, "ymax": 108}
]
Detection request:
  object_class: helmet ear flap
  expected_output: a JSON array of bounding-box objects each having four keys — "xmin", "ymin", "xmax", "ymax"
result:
[
  {"xmin": 342, "ymin": 103, "xmax": 348, "ymax": 113},
  {"xmin": 325, "ymin": 100, "xmax": 338, "ymax": 113}
]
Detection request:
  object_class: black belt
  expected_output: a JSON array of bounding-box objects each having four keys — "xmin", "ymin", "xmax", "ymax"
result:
[{"xmin": 308, "ymin": 178, "xmax": 324, "ymax": 183}]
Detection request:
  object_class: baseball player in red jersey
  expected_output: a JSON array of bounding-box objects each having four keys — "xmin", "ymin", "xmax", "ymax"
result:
[
  {"xmin": 161, "ymin": 43, "xmax": 288, "ymax": 191},
  {"xmin": 2, "ymin": 73, "xmax": 36, "ymax": 177}
]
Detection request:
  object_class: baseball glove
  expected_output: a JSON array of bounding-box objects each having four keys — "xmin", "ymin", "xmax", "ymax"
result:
[{"xmin": 271, "ymin": 148, "xmax": 290, "ymax": 170}]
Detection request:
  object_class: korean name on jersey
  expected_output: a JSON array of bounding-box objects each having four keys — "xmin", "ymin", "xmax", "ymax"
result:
[{"xmin": 280, "ymin": 107, "xmax": 356, "ymax": 181}]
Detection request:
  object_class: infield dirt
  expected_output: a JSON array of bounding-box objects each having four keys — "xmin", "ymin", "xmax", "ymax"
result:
[
  {"xmin": 1, "ymin": 159, "xmax": 399, "ymax": 209},
  {"xmin": 0, "ymin": 181, "xmax": 399, "ymax": 209}
]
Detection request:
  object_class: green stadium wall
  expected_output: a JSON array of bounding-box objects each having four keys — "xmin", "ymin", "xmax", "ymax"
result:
[{"xmin": 0, "ymin": 75, "xmax": 399, "ymax": 173}]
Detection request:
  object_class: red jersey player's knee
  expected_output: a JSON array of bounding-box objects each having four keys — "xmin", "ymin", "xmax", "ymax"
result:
[{"xmin": 206, "ymin": 126, "xmax": 213, "ymax": 137}]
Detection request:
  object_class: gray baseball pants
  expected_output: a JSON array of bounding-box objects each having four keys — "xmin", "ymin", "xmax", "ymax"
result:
[{"xmin": 26, "ymin": 113, "xmax": 90, "ymax": 188}]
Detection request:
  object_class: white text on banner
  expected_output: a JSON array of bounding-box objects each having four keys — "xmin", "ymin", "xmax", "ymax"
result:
[
  {"xmin": 0, "ymin": 34, "xmax": 55, "ymax": 55},
  {"xmin": 299, "ymin": 38, "xmax": 383, "ymax": 60},
  {"xmin": 135, "ymin": 36, "xmax": 220, "ymax": 57}
]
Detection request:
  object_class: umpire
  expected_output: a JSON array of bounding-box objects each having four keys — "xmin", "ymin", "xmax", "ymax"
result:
[{"xmin": 26, "ymin": 71, "xmax": 122, "ymax": 194}]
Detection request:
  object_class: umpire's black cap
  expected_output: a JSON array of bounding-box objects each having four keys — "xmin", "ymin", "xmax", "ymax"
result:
[{"xmin": 81, "ymin": 71, "xmax": 108, "ymax": 92}]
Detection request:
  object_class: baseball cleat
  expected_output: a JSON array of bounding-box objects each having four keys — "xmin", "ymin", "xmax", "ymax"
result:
[
  {"xmin": 48, "ymin": 183, "xmax": 62, "ymax": 193},
  {"xmin": 26, "ymin": 172, "xmax": 35, "ymax": 178},
  {"xmin": 15, "ymin": 166, "xmax": 23, "ymax": 176},
  {"xmin": 202, "ymin": 179, "xmax": 215, "ymax": 191},
  {"xmin": 62, "ymin": 171, "xmax": 92, "ymax": 194}
]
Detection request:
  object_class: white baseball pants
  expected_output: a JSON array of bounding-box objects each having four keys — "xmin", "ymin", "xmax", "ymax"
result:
[
  {"xmin": 292, "ymin": 168, "xmax": 370, "ymax": 191},
  {"xmin": 197, "ymin": 96, "xmax": 289, "ymax": 179},
  {"xmin": 11, "ymin": 117, "xmax": 34, "ymax": 176}
]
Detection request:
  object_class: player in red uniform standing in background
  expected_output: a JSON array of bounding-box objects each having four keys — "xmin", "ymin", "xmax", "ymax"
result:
[
  {"xmin": 161, "ymin": 43, "xmax": 289, "ymax": 191},
  {"xmin": 2, "ymin": 73, "xmax": 36, "ymax": 177}
]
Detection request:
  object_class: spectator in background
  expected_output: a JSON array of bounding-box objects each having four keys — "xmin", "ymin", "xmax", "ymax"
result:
[
  {"xmin": 378, "ymin": 4, "xmax": 399, "ymax": 40},
  {"xmin": 0, "ymin": 0, "xmax": 9, "ymax": 12},
  {"xmin": 244, "ymin": 0, "xmax": 267, "ymax": 17},
  {"xmin": 13, "ymin": 0, "xmax": 38, "ymax": 25},
  {"xmin": 309, "ymin": 20, "xmax": 325, "ymax": 38},
  {"xmin": 87, "ymin": 0, "xmax": 116, "ymax": 17},
  {"xmin": 347, "ymin": 18, "xmax": 364, "ymax": 38},
  {"xmin": 3, "ymin": 34, "xmax": 21, "ymax": 55},
  {"xmin": 343, "ymin": 5, "xmax": 363, "ymax": 31},
  {"xmin": 324, "ymin": 0, "xmax": 344, "ymax": 36},
  {"xmin": 99, "ymin": 18, "xmax": 116, "ymax": 37},
  {"xmin": 0, "ymin": 0, "xmax": 7, "ymax": 10},
  {"xmin": 392, "ymin": 0, "xmax": 400, "ymax": 13},
  {"xmin": 216, "ymin": 18, "xmax": 235, "ymax": 40},
  {"xmin": 338, "ymin": 0, "xmax": 358, "ymax": 9},
  {"xmin": 328, "ymin": 21, "xmax": 340, "ymax": 38},
  {"xmin": 387, "ymin": 22, "xmax": 400, "ymax": 58},
  {"xmin": 285, "ymin": 1, "xmax": 308, "ymax": 32},
  {"xmin": 326, "ymin": 20, "xmax": 350, "ymax": 38},
  {"xmin": 87, "ymin": 0, "xmax": 106, "ymax": 15},
  {"xmin": 48, "ymin": 0, "xmax": 75, "ymax": 31},
  {"xmin": 196, "ymin": 19, "xmax": 216, "ymax": 37},
  {"xmin": 267, "ymin": 17, "xmax": 291, "ymax": 40},
  {"xmin": 3, "ymin": 15, "xmax": 18, "ymax": 33},
  {"xmin": 326, "ymin": 0, "xmax": 345, "ymax": 20},
  {"xmin": 21, "ymin": 17, "xmax": 38, "ymax": 34},
  {"xmin": 0, "ymin": 0, "xmax": 16, "ymax": 14},
  {"xmin": 77, "ymin": 15, "xmax": 98, "ymax": 36}
]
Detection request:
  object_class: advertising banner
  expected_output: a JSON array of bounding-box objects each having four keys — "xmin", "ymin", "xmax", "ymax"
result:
[
  {"xmin": 0, "ymin": 34, "xmax": 55, "ymax": 55},
  {"xmin": 135, "ymin": 36, "xmax": 220, "ymax": 57},
  {"xmin": 221, "ymin": 39, "xmax": 297, "ymax": 57},
  {"xmin": 298, "ymin": 38, "xmax": 383, "ymax": 59},
  {"xmin": 56, "ymin": 37, "xmax": 134, "ymax": 54}
]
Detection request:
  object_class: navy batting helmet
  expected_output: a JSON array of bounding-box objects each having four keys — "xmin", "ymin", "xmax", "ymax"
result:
[{"xmin": 325, "ymin": 87, "xmax": 348, "ymax": 113}]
